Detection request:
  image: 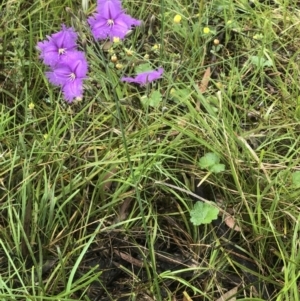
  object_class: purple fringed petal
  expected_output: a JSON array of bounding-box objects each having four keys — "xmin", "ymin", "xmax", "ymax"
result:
[
  {"xmin": 45, "ymin": 66, "xmax": 72, "ymax": 86},
  {"xmin": 60, "ymin": 51, "xmax": 88, "ymax": 78},
  {"xmin": 50, "ymin": 25, "xmax": 78, "ymax": 50},
  {"xmin": 88, "ymin": 0, "xmax": 141, "ymax": 40},
  {"xmin": 97, "ymin": 0, "xmax": 122, "ymax": 13},
  {"xmin": 36, "ymin": 24, "xmax": 78, "ymax": 66},
  {"xmin": 88, "ymin": 14, "xmax": 112, "ymax": 40},
  {"xmin": 62, "ymin": 79, "xmax": 84, "ymax": 102},
  {"xmin": 121, "ymin": 13, "xmax": 142, "ymax": 27},
  {"xmin": 121, "ymin": 68, "xmax": 164, "ymax": 85},
  {"xmin": 45, "ymin": 50, "xmax": 88, "ymax": 102}
]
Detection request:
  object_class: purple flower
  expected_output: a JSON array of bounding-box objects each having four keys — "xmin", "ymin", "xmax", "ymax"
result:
[
  {"xmin": 36, "ymin": 25, "xmax": 78, "ymax": 67},
  {"xmin": 88, "ymin": 0, "xmax": 141, "ymax": 40},
  {"xmin": 46, "ymin": 51, "xmax": 88, "ymax": 102},
  {"xmin": 96, "ymin": 0, "xmax": 122, "ymax": 11},
  {"xmin": 121, "ymin": 68, "xmax": 164, "ymax": 85}
]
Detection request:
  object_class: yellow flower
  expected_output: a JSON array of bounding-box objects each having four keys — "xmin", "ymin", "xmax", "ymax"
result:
[
  {"xmin": 203, "ymin": 27, "xmax": 210, "ymax": 34},
  {"xmin": 113, "ymin": 37, "xmax": 120, "ymax": 43},
  {"xmin": 174, "ymin": 14, "xmax": 182, "ymax": 24},
  {"xmin": 116, "ymin": 63, "xmax": 123, "ymax": 69},
  {"xmin": 152, "ymin": 44, "xmax": 160, "ymax": 50},
  {"xmin": 144, "ymin": 53, "xmax": 150, "ymax": 60},
  {"xmin": 28, "ymin": 102, "xmax": 35, "ymax": 110}
]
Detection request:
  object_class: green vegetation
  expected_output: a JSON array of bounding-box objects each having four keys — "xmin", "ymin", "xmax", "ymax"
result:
[{"xmin": 1, "ymin": 0, "xmax": 300, "ymax": 300}]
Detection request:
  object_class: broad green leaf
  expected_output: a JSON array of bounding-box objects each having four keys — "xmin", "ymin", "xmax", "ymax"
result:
[
  {"xmin": 141, "ymin": 90, "xmax": 162, "ymax": 108},
  {"xmin": 250, "ymin": 56, "xmax": 273, "ymax": 68},
  {"xmin": 148, "ymin": 90, "xmax": 162, "ymax": 108},
  {"xmin": 199, "ymin": 152, "xmax": 220, "ymax": 169},
  {"xmin": 190, "ymin": 201, "xmax": 219, "ymax": 225},
  {"xmin": 209, "ymin": 163, "xmax": 225, "ymax": 174},
  {"xmin": 135, "ymin": 63, "xmax": 153, "ymax": 73}
]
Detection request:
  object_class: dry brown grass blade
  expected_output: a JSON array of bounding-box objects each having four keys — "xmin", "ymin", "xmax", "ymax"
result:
[
  {"xmin": 113, "ymin": 250, "xmax": 144, "ymax": 267},
  {"xmin": 103, "ymin": 167, "xmax": 118, "ymax": 191},
  {"xmin": 215, "ymin": 286, "xmax": 238, "ymax": 301},
  {"xmin": 196, "ymin": 66, "xmax": 211, "ymax": 111},
  {"xmin": 115, "ymin": 197, "xmax": 133, "ymax": 222},
  {"xmin": 199, "ymin": 67, "xmax": 211, "ymax": 93}
]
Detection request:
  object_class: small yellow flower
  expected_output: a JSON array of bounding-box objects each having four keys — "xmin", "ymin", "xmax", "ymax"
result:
[
  {"xmin": 152, "ymin": 44, "xmax": 160, "ymax": 50},
  {"xmin": 113, "ymin": 37, "xmax": 120, "ymax": 43},
  {"xmin": 173, "ymin": 14, "xmax": 182, "ymax": 24},
  {"xmin": 213, "ymin": 39, "xmax": 220, "ymax": 45},
  {"xmin": 144, "ymin": 53, "xmax": 150, "ymax": 60},
  {"xmin": 28, "ymin": 102, "xmax": 35, "ymax": 110},
  {"xmin": 203, "ymin": 27, "xmax": 210, "ymax": 34},
  {"xmin": 116, "ymin": 63, "xmax": 123, "ymax": 69}
]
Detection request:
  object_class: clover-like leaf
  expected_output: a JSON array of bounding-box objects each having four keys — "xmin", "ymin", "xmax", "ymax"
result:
[
  {"xmin": 190, "ymin": 201, "xmax": 219, "ymax": 225},
  {"xmin": 199, "ymin": 152, "xmax": 220, "ymax": 169}
]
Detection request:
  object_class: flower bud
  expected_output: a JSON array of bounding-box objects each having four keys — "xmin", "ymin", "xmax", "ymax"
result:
[
  {"xmin": 111, "ymin": 54, "xmax": 118, "ymax": 62},
  {"xmin": 125, "ymin": 48, "xmax": 133, "ymax": 56}
]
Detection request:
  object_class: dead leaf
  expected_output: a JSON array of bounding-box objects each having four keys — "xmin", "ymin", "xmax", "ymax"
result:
[
  {"xmin": 224, "ymin": 215, "xmax": 242, "ymax": 232},
  {"xmin": 215, "ymin": 286, "xmax": 238, "ymax": 301},
  {"xmin": 199, "ymin": 67, "xmax": 211, "ymax": 93},
  {"xmin": 102, "ymin": 40, "xmax": 113, "ymax": 51}
]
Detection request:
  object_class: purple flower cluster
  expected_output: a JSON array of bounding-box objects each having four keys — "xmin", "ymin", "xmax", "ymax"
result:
[
  {"xmin": 88, "ymin": 0, "xmax": 141, "ymax": 41},
  {"xmin": 37, "ymin": 25, "xmax": 88, "ymax": 102},
  {"xmin": 37, "ymin": 0, "xmax": 164, "ymax": 103}
]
